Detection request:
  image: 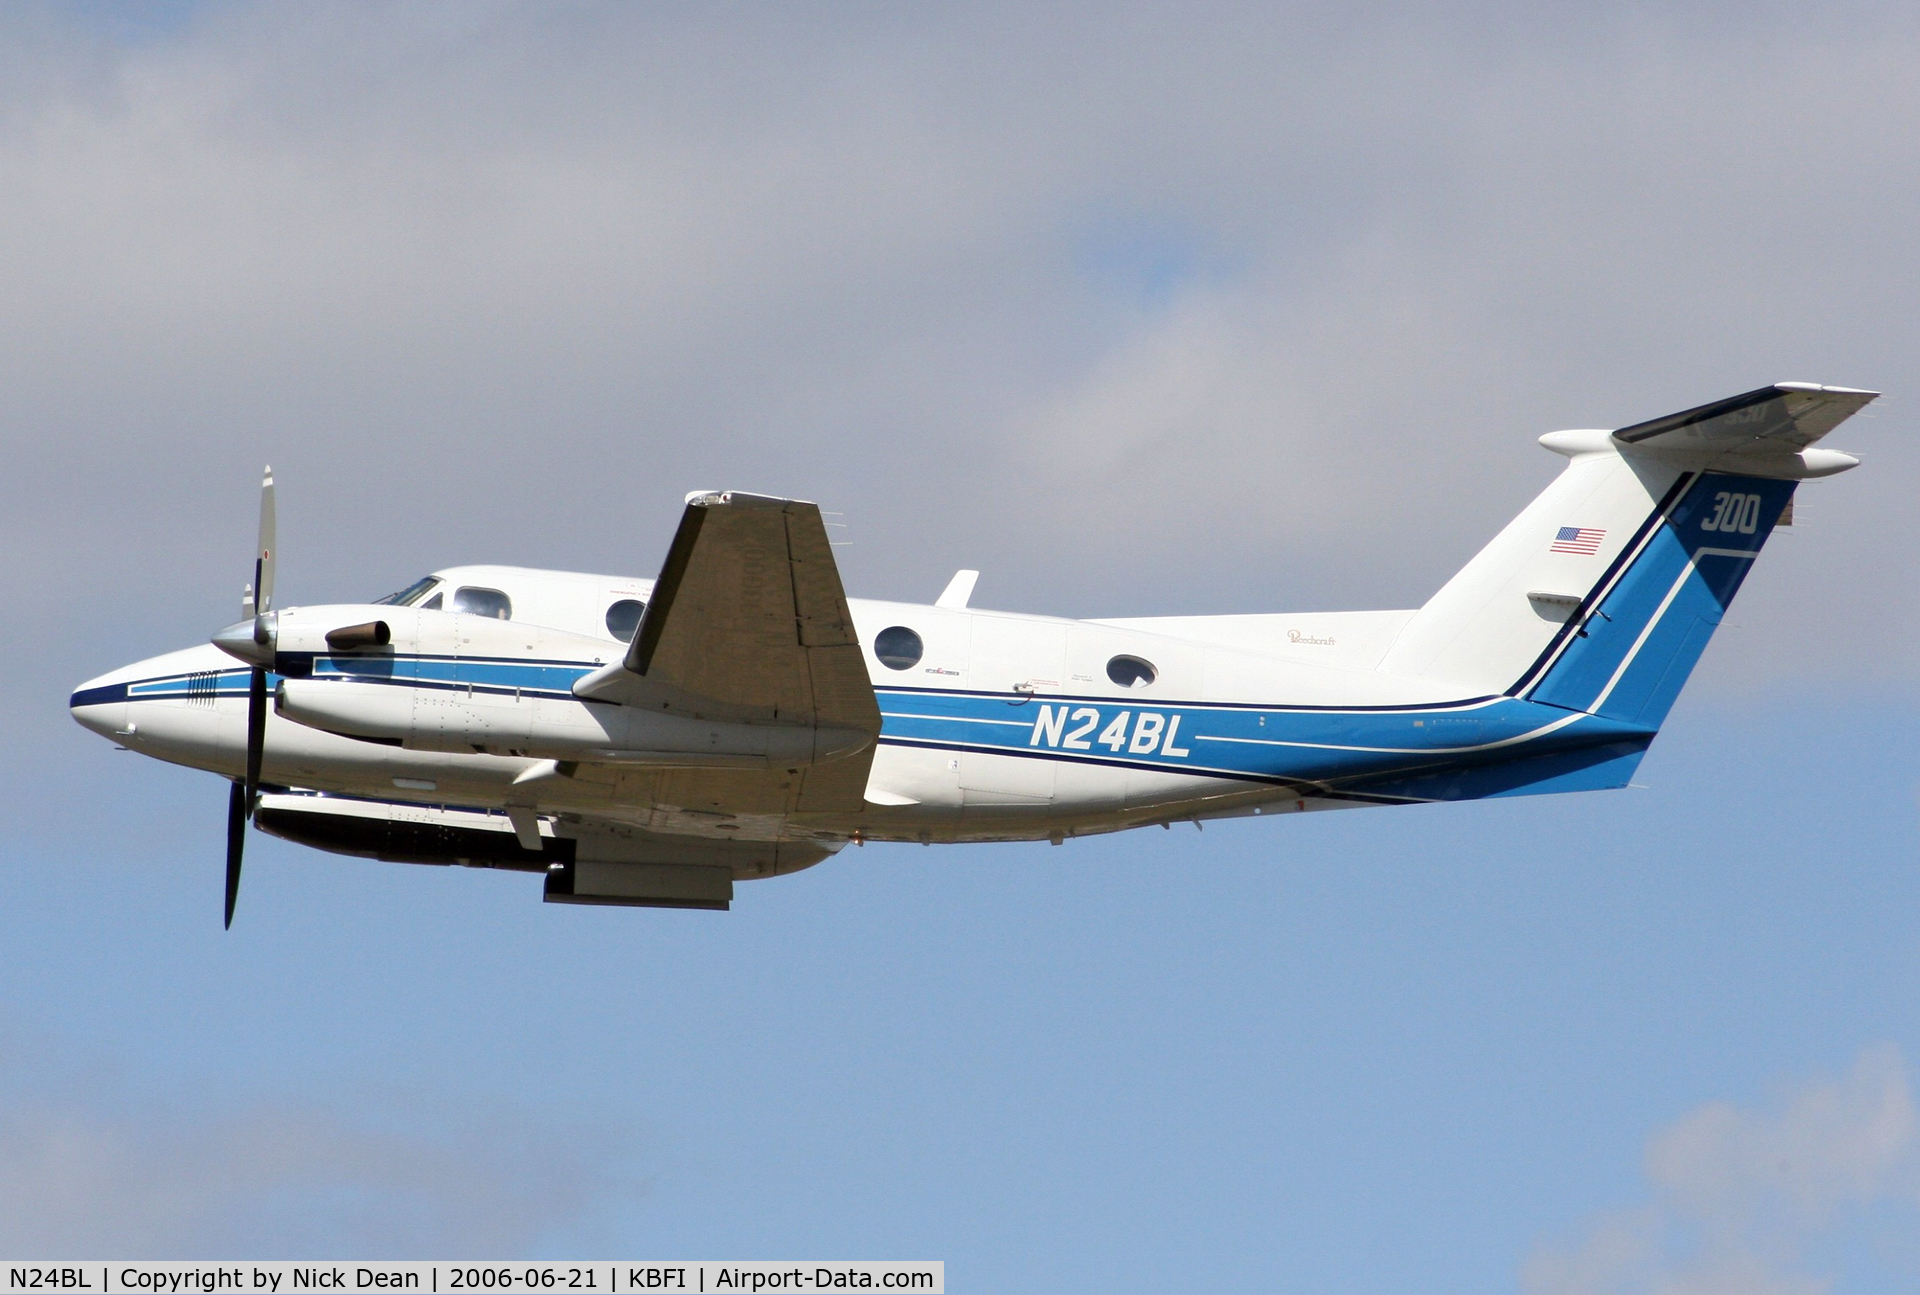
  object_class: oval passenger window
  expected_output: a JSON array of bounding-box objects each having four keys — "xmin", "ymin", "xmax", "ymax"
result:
[
  {"xmin": 451, "ymin": 586, "xmax": 512, "ymax": 620},
  {"xmin": 873, "ymin": 626, "xmax": 924, "ymax": 671},
  {"xmin": 605, "ymin": 599, "xmax": 647, "ymax": 642},
  {"xmin": 1106, "ymin": 654, "xmax": 1157, "ymax": 688}
]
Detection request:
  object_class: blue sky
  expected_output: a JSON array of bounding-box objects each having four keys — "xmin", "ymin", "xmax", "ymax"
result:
[
  {"xmin": 4, "ymin": 3, "xmax": 1919, "ymax": 1290},
  {"xmin": 16, "ymin": 695, "xmax": 1919, "ymax": 1286}
]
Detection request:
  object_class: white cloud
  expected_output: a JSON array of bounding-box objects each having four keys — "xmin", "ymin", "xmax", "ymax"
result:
[
  {"xmin": 2, "ymin": 2, "xmax": 1915, "ymax": 702},
  {"xmin": 1523, "ymin": 1044, "xmax": 1919, "ymax": 1295}
]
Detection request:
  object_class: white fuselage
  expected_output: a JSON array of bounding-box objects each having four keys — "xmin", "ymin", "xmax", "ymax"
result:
[{"xmin": 72, "ymin": 563, "xmax": 1491, "ymax": 847}]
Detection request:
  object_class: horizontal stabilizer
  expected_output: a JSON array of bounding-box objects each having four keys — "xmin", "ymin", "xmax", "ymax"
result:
[{"xmin": 1612, "ymin": 382, "xmax": 1876, "ymax": 454}]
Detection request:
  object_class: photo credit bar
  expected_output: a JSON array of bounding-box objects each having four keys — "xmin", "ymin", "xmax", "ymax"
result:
[{"xmin": 0, "ymin": 1267, "xmax": 942, "ymax": 1295}]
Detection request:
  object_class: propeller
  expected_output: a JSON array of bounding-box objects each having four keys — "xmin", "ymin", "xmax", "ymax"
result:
[{"xmin": 215, "ymin": 467, "xmax": 275, "ymax": 929}]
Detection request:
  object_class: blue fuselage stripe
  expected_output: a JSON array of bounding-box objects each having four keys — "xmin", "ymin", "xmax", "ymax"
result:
[{"xmin": 83, "ymin": 653, "xmax": 1650, "ymax": 791}]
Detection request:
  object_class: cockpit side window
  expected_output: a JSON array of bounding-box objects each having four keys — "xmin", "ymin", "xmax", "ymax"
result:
[
  {"xmin": 452, "ymin": 586, "xmax": 513, "ymax": 620},
  {"xmin": 374, "ymin": 576, "xmax": 441, "ymax": 607}
]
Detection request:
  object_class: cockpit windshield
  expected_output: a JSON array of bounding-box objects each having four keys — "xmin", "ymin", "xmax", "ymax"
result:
[{"xmin": 373, "ymin": 576, "xmax": 441, "ymax": 607}]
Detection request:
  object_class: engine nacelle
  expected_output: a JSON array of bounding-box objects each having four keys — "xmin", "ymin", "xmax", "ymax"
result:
[
  {"xmin": 277, "ymin": 675, "xmax": 869, "ymax": 765},
  {"xmin": 266, "ymin": 605, "xmax": 870, "ymax": 767},
  {"xmin": 253, "ymin": 792, "xmax": 564, "ymax": 870},
  {"xmin": 252, "ymin": 792, "xmax": 832, "ymax": 910}
]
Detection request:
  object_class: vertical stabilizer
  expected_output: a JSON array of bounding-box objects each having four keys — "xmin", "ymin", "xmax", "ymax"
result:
[
  {"xmin": 1378, "ymin": 447, "xmax": 1688, "ymax": 695},
  {"xmin": 1379, "ymin": 384, "xmax": 1873, "ymax": 718}
]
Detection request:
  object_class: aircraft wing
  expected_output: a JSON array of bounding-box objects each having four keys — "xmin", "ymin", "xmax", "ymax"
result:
[
  {"xmin": 574, "ymin": 490, "xmax": 880, "ymax": 812},
  {"xmin": 1612, "ymin": 382, "xmax": 1876, "ymax": 452}
]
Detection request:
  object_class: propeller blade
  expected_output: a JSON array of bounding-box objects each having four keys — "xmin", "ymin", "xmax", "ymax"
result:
[
  {"xmin": 228, "ymin": 665, "xmax": 269, "ymax": 931},
  {"xmin": 245, "ymin": 665, "xmax": 267, "ymax": 805},
  {"xmin": 255, "ymin": 466, "xmax": 276, "ymax": 616},
  {"xmin": 224, "ymin": 778, "xmax": 246, "ymax": 929},
  {"xmin": 224, "ymin": 467, "xmax": 277, "ymax": 931}
]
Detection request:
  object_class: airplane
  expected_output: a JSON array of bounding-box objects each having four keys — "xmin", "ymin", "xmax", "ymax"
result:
[{"xmin": 70, "ymin": 382, "xmax": 1875, "ymax": 923}]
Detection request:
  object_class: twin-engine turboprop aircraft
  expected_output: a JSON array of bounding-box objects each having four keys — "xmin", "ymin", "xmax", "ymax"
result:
[{"xmin": 70, "ymin": 383, "xmax": 1875, "ymax": 921}]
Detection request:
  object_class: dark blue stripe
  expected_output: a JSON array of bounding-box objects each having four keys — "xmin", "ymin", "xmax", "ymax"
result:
[
  {"xmin": 880, "ymin": 692, "xmax": 1651, "ymax": 785},
  {"xmin": 70, "ymin": 682, "xmax": 129, "ymax": 708},
  {"xmin": 876, "ymin": 682, "xmax": 1501, "ymax": 714}
]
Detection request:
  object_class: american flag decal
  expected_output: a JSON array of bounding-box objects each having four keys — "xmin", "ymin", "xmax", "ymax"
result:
[{"xmin": 1551, "ymin": 526, "xmax": 1605, "ymax": 555}]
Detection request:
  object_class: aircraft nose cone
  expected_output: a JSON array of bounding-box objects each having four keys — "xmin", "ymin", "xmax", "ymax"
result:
[{"xmin": 70, "ymin": 670, "xmax": 131, "ymax": 741}]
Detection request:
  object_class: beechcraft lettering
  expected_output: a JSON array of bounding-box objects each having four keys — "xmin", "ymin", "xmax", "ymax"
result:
[
  {"xmin": 69, "ymin": 382, "xmax": 1877, "ymax": 919},
  {"xmin": 1028, "ymin": 705, "xmax": 1193, "ymax": 758}
]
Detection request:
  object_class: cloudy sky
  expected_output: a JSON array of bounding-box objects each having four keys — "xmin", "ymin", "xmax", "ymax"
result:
[{"xmin": 5, "ymin": 1, "xmax": 1920, "ymax": 1288}]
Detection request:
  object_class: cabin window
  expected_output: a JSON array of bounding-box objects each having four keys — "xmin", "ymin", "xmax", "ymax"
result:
[
  {"xmin": 452, "ymin": 586, "xmax": 513, "ymax": 620},
  {"xmin": 375, "ymin": 576, "xmax": 440, "ymax": 607},
  {"xmin": 605, "ymin": 599, "xmax": 647, "ymax": 642},
  {"xmin": 1106, "ymin": 654, "xmax": 1157, "ymax": 688},
  {"xmin": 874, "ymin": 626, "xmax": 924, "ymax": 670}
]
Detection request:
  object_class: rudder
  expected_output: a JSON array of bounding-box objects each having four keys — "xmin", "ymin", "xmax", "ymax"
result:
[{"xmin": 1523, "ymin": 472, "xmax": 1796, "ymax": 726}]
